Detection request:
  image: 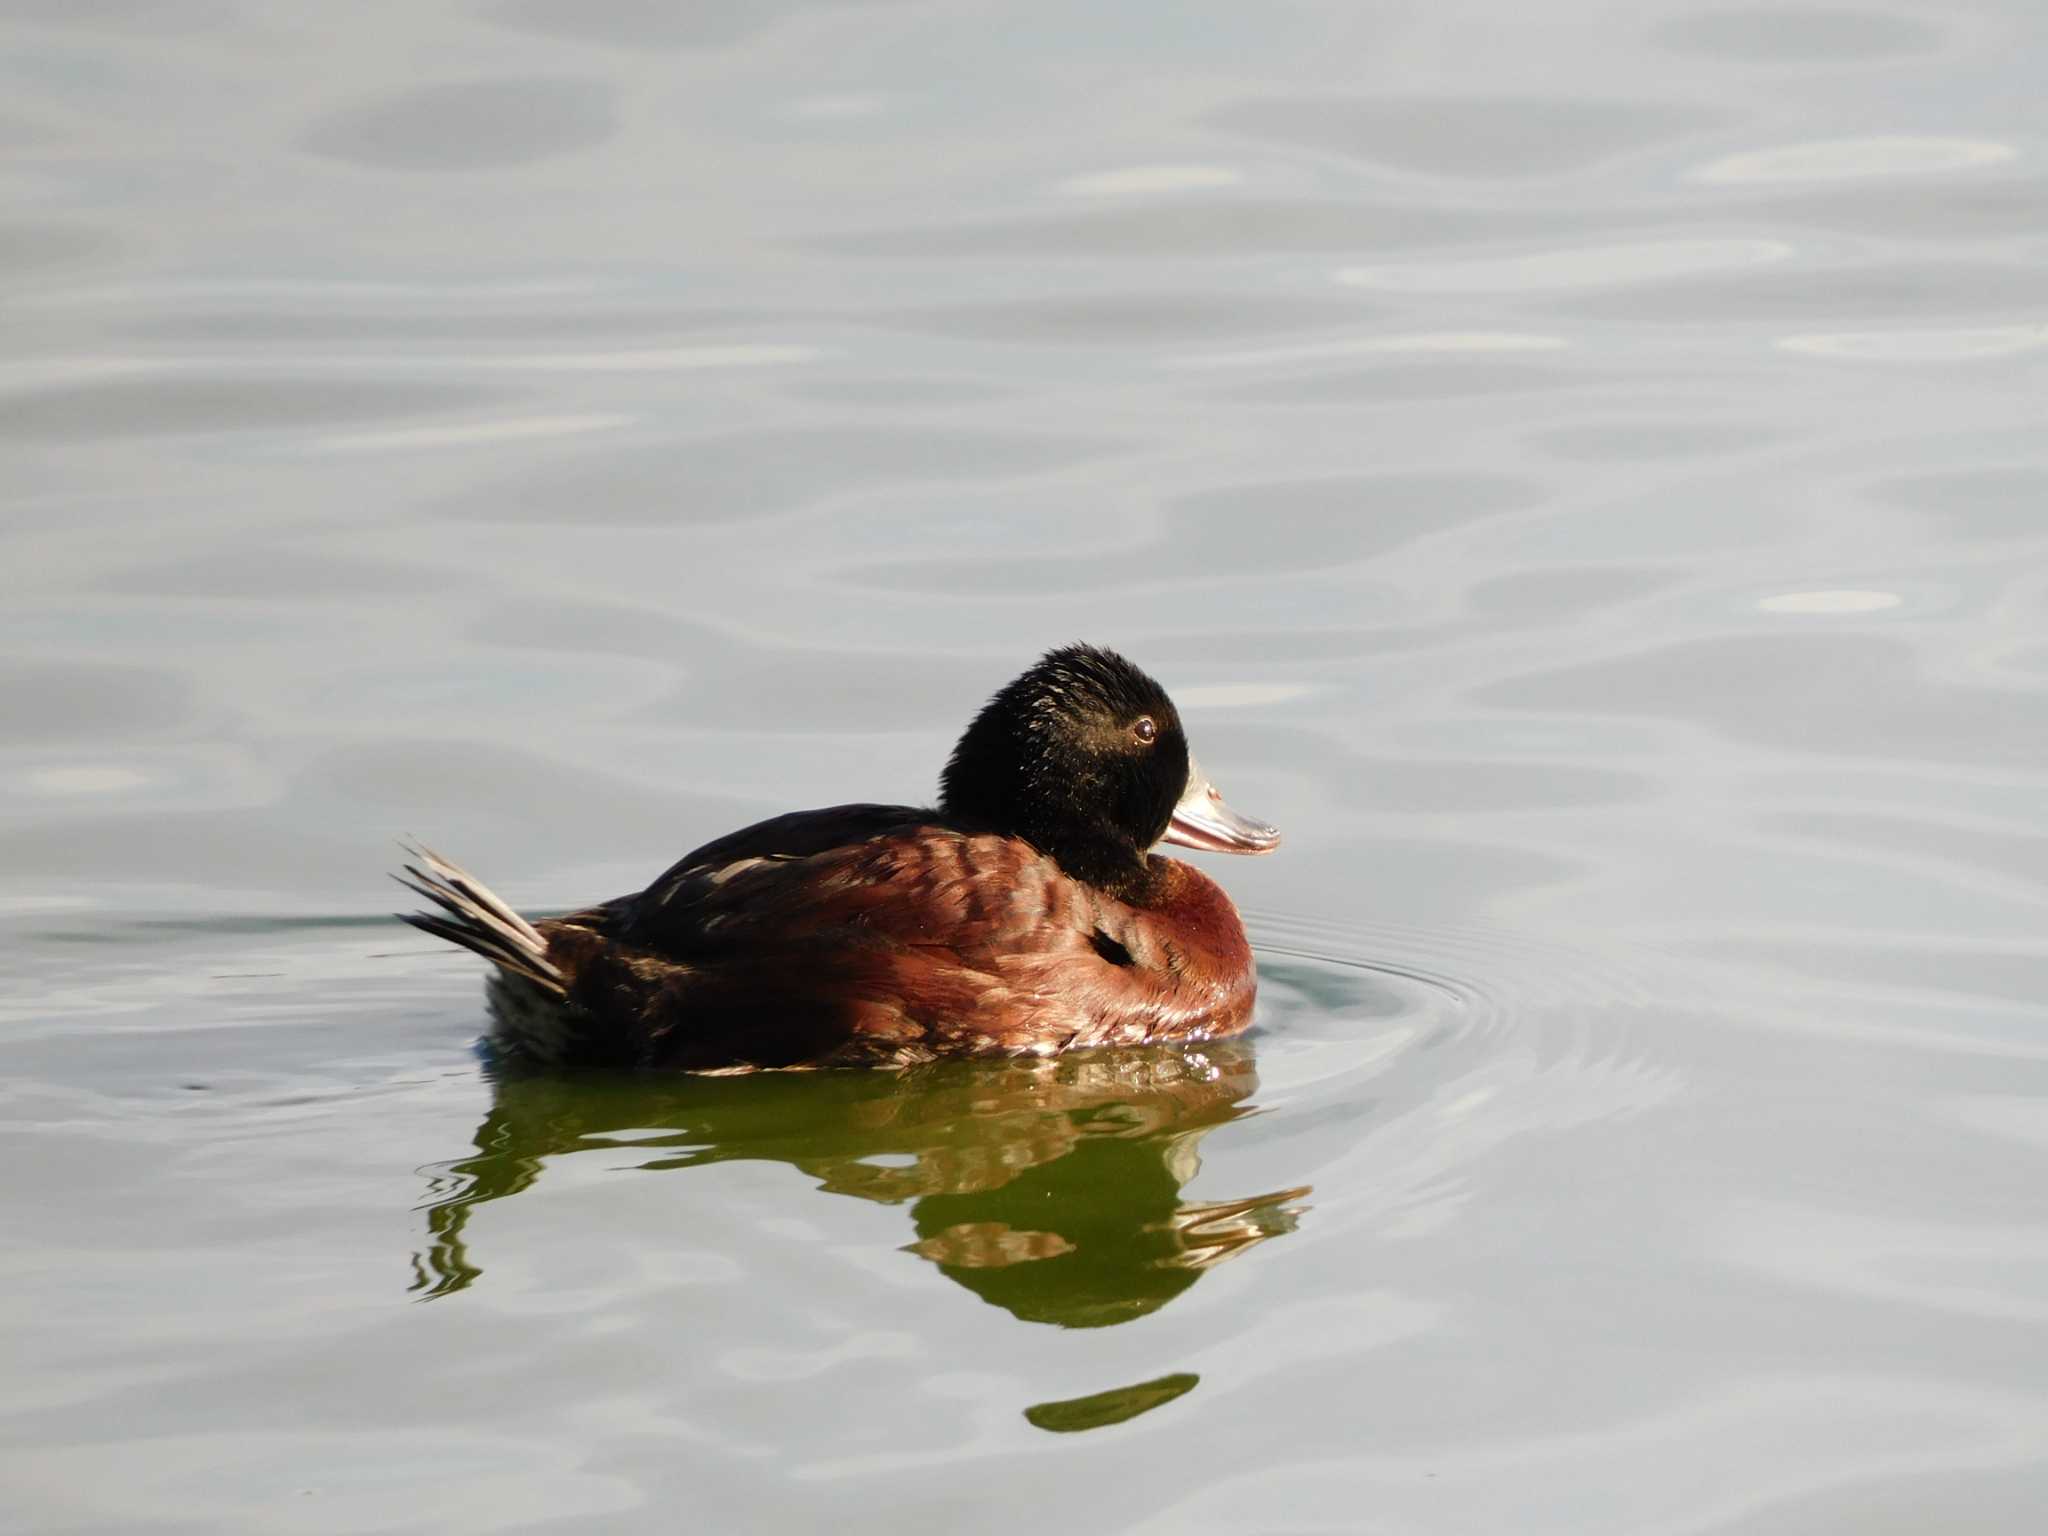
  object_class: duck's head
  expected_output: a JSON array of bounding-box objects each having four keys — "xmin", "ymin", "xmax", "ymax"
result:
[{"xmin": 939, "ymin": 644, "xmax": 1280, "ymax": 897}]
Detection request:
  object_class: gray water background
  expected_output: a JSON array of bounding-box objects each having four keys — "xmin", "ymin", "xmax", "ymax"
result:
[{"xmin": 5, "ymin": 0, "xmax": 2048, "ymax": 1530}]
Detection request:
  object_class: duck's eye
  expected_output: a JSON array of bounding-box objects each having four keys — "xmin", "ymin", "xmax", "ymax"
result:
[{"xmin": 1132, "ymin": 716, "xmax": 1157, "ymax": 745}]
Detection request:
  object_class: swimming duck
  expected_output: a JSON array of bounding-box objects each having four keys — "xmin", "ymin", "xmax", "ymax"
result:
[{"xmin": 398, "ymin": 644, "xmax": 1280, "ymax": 1071}]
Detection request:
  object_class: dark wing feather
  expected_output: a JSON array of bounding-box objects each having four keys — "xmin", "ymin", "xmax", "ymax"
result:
[
  {"xmin": 641, "ymin": 805, "xmax": 930, "ymax": 899},
  {"xmin": 624, "ymin": 805, "xmax": 946, "ymax": 950}
]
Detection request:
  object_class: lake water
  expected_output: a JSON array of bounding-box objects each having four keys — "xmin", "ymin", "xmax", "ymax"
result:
[{"xmin": 5, "ymin": 1, "xmax": 2048, "ymax": 1530}]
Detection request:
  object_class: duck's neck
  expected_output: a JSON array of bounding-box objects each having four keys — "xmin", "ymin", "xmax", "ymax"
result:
[
  {"xmin": 944, "ymin": 801, "xmax": 1159, "ymax": 903},
  {"xmin": 1025, "ymin": 809, "xmax": 1178, "ymax": 904},
  {"xmin": 1046, "ymin": 834, "xmax": 1158, "ymax": 904}
]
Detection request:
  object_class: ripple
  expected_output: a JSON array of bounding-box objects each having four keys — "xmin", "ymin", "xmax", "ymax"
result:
[
  {"xmin": 845, "ymin": 473, "xmax": 1539, "ymax": 594},
  {"xmin": 1057, "ymin": 165, "xmax": 1241, "ymax": 197},
  {"xmin": 812, "ymin": 199, "xmax": 1538, "ymax": 259},
  {"xmin": 875, "ymin": 293, "xmax": 1371, "ymax": 345},
  {"xmin": 99, "ymin": 548, "xmax": 459, "ymax": 601},
  {"xmin": 436, "ymin": 425, "xmax": 1126, "ymax": 526},
  {"xmin": 1121, "ymin": 1377, "xmax": 2048, "ymax": 1532},
  {"xmin": 1221, "ymin": 357, "xmax": 1629, "ymax": 405},
  {"xmin": 488, "ymin": 0, "xmax": 875, "ymax": 51},
  {"xmin": 1174, "ymin": 682, "xmax": 1320, "ymax": 709},
  {"xmin": 300, "ymin": 78, "xmax": 614, "ymax": 172},
  {"xmin": 1531, "ymin": 419, "xmax": 1777, "ymax": 462},
  {"xmin": 1205, "ymin": 95, "xmax": 1719, "ymax": 179},
  {"xmin": 1248, "ymin": 909, "xmax": 1658, "ymax": 1024},
  {"xmin": 1468, "ymin": 563, "xmax": 1680, "ymax": 617},
  {"xmin": 0, "ymin": 373, "xmax": 498, "ymax": 441},
  {"xmin": 784, "ymin": 374, "xmax": 1019, "ymax": 407},
  {"xmin": 1655, "ymin": 5, "xmax": 1942, "ymax": 62},
  {"xmin": 1944, "ymin": 1093, "xmax": 2048, "ymax": 1151},
  {"xmin": 7, "ymin": 345, "xmax": 821, "ymax": 382},
  {"xmin": 1758, "ymin": 588, "xmax": 1902, "ymax": 614},
  {"xmin": 783, "ymin": 93, "xmax": 893, "ymax": 121},
  {"xmin": 0, "ymin": 742, "xmax": 744, "ymax": 904},
  {"xmin": 1717, "ymin": 1201, "xmax": 2048, "ymax": 1320},
  {"xmin": 1571, "ymin": 263, "xmax": 2048, "ymax": 324},
  {"xmin": 308, "ymin": 412, "xmax": 633, "ymax": 455},
  {"xmin": 0, "ymin": 221, "xmax": 124, "ymax": 278},
  {"xmin": 1713, "ymin": 937, "xmax": 2048, "ymax": 1018},
  {"xmin": 1727, "ymin": 175, "xmax": 2048, "ymax": 243},
  {"xmin": 1245, "ymin": 926, "xmax": 1683, "ymax": 1262},
  {"xmin": 7, "ymin": 1428, "xmax": 638, "ymax": 1530},
  {"xmin": 1697, "ymin": 136, "xmax": 2016, "ymax": 184},
  {"xmin": 1476, "ymin": 632, "xmax": 2048, "ymax": 767},
  {"xmin": 1174, "ymin": 332, "xmax": 1566, "ymax": 371},
  {"xmin": 0, "ymin": 661, "xmax": 194, "ymax": 744},
  {"xmin": 133, "ymin": 303, "xmax": 800, "ymax": 345},
  {"xmin": 484, "ymin": 344, "xmax": 821, "ymax": 373},
  {"xmin": 1338, "ymin": 238, "xmax": 1789, "ymax": 294},
  {"xmin": 1, "ymin": 0, "xmax": 233, "ymax": 35},
  {"xmin": 1868, "ymin": 466, "xmax": 2048, "ymax": 542},
  {"xmin": 1778, "ymin": 324, "xmax": 2048, "ymax": 360},
  {"xmin": 18, "ymin": 765, "xmax": 151, "ymax": 797},
  {"xmin": 1758, "ymin": 810, "xmax": 2048, "ymax": 904}
]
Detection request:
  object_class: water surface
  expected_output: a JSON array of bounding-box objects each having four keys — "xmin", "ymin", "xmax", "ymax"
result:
[{"xmin": 5, "ymin": 1, "xmax": 2048, "ymax": 1530}]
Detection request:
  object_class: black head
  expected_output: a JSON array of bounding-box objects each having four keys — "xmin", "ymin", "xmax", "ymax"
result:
[{"xmin": 939, "ymin": 645, "xmax": 1192, "ymax": 895}]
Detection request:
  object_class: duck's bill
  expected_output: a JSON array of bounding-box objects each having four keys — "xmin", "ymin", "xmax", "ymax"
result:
[{"xmin": 1162, "ymin": 764, "xmax": 1281, "ymax": 855}]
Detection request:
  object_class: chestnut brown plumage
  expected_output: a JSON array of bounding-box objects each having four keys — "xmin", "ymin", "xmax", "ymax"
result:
[{"xmin": 398, "ymin": 644, "xmax": 1279, "ymax": 1071}]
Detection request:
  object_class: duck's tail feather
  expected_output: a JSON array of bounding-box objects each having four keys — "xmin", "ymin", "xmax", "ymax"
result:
[{"xmin": 394, "ymin": 843, "xmax": 567, "ymax": 997}]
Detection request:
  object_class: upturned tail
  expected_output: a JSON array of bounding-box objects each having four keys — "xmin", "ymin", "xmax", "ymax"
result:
[{"xmin": 395, "ymin": 843, "xmax": 566, "ymax": 997}]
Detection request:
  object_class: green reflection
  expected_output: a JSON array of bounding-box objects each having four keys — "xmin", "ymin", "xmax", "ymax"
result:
[
  {"xmin": 1024, "ymin": 1372, "xmax": 1201, "ymax": 1432},
  {"xmin": 413, "ymin": 1039, "xmax": 1308, "ymax": 1328}
]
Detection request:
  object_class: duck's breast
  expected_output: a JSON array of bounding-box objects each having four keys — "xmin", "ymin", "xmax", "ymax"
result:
[{"xmin": 986, "ymin": 856, "xmax": 1257, "ymax": 1051}]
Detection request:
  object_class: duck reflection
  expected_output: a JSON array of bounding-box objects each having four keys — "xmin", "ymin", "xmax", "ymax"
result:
[{"xmin": 413, "ymin": 1038, "xmax": 1307, "ymax": 1328}]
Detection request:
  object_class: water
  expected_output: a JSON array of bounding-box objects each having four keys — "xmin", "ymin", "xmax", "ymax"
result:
[{"xmin": 5, "ymin": 0, "xmax": 2047, "ymax": 1528}]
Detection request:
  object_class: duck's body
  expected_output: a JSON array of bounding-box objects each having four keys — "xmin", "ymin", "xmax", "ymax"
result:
[
  {"xmin": 472, "ymin": 806, "xmax": 1255, "ymax": 1070},
  {"xmin": 400, "ymin": 646, "xmax": 1279, "ymax": 1072}
]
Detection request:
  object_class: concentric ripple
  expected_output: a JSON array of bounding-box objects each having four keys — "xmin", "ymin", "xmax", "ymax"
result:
[{"xmin": 1242, "ymin": 912, "xmax": 1685, "ymax": 1232}]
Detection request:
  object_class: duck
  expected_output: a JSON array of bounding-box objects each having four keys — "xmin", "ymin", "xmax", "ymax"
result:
[{"xmin": 397, "ymin": 644, "xmax": 1280, "ymax": 1071}]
